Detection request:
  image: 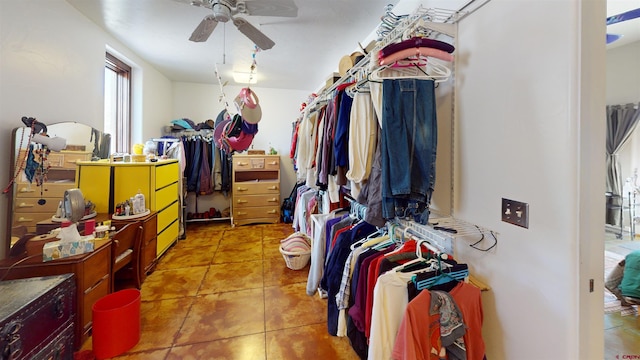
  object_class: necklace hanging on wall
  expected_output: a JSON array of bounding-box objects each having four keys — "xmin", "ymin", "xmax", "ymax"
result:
[{"xmin": 34, "ymin": 145, "xmax": 51, "ymax": 205}]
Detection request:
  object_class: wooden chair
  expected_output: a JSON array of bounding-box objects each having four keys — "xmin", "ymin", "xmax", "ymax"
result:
[{"xmin": 110, "ymin": 222, "xmax": 143, "ymax": 292}]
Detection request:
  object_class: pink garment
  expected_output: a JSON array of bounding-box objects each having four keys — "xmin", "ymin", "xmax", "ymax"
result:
[{"xmin": 379, "ymin": 47, "xmax": 455, "ymax": 66}]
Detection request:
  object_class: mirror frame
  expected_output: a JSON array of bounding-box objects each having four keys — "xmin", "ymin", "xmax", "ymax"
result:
[{"xmin": 4, "ymin": 122, "xmax": 109, "ymax": 258}]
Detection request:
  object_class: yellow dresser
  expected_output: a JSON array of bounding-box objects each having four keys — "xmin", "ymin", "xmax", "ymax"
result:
[
  {"xmin": 75, "ymin": 160, "xmax": 180, "ymax": 256},
  {"xmin": 13, "ymin": 150, "xmax": 92, "ymax": 233},
  {"xmin": 232, "ymin": 154, "xmax": 281, "ymax": 226}
]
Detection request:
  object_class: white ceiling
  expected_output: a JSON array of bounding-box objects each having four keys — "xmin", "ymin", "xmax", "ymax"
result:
[{"xmin": 66, "ymin": 0, "xmax": 640, "ymax": 92}]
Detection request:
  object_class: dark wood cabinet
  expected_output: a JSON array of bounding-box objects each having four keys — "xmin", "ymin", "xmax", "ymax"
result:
[{"xmin": 0, "ymin": 274, "xmax": 76, "ymax": 359}]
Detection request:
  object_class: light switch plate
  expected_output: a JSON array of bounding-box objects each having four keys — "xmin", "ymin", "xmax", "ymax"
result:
[{"xmin": 502, "ymin": 198, "xmax": 529, "ymax": 228}]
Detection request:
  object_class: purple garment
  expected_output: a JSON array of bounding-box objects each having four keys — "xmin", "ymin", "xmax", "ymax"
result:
[
  {"xmin": 348, "ymin": 248, "xmax": 394, "ymax": 332},
  {"xmin": 379, "ymin": 37, "xmax": 455, "ymax": 59}
]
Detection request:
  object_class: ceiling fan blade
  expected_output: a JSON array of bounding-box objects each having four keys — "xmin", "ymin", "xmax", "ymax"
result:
[
  {"xmin": 242, "ymin": 0, "xmax": 298, "ymax": 17},
  {"xmin": 607, "ymin": 7, "xmax": 640, "ymax": 26},
  {"xmin": 233, "ymin": 17, "xmax": 275, "ymax": 50},
  {"xmin": 189, "ymin": 15, "xmax": 218, "ymax": 42},
  {"xmin": 606, "ymin": 33, "xmax": 623, "ymax": 44}
]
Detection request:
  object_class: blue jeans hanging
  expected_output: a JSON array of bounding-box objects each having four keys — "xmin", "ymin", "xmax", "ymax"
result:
[{"xmin": 381, "ymin": 79, "xmax": 437, "ymax": 224}]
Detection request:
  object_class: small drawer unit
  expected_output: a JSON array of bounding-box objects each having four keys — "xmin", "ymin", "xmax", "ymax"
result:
[
  {"xmin": 0, "ymin": 274, "xmax": 76, "ymax": 360},
  {"xmin": 232, "ymin": 154, "xmax": 281, "ymax": 226}
]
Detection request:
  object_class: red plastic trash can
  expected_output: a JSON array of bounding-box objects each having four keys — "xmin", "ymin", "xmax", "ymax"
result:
[{"xmin": 92, "ymin": 289, "xmax": 141, "ymax": 359}]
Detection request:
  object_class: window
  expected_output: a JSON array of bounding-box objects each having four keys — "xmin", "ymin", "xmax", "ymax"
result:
[{"xmin": 104, "ymin": 52, "xmax": 131, "ymax": 153}]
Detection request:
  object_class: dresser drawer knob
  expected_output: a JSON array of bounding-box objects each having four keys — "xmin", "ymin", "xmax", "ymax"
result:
[
  {"xmin": 268, "ymin": 161, "xmax": 278, "ymax": 165},
  {"xmin": 237, "ymin": 187, "xmax": 248, "ymax": 191},
  {"xmin": 267, "ymin": 209, "xmax": 277, "ymax": 214},
  {"xmin": 267, "ymin": 185, "xmax": 278, "ymax": 190},
  {"xmin": 18, "ymin": 202, "xmax": 34, "ymax": 208},
  {"xmin": 19, "ymin": 187, "xmax": 34, "ymax": 193},
  {"xmin": 16, "ymin": 217, "xmax": 34, "ymax": 222},
  {"xmin": 238, "ymin": 211, "xmax": 247, "ymax": 215},
  {"xmin": 238, "ymin": 162, "xmax": 249, "ymax": 166},
  {"xmin": 237, "ymin": 199, "xmax": 248, "ymax": 204},
  {"xmin": 268, "ymin": 198, "xmax": 277, "ymax": 202}
]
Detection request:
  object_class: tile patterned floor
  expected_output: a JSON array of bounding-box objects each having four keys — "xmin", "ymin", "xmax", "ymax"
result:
[
  {"xmin": 81, "ymin": 222, "xmax": 360, "ymax": 359},
  {"xmin": 604, "ymin": 231, "xmax": 640, "ymax": 359}
]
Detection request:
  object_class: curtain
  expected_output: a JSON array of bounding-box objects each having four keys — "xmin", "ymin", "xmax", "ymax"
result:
[{"xmin": 606, "ymin": 103, "xmax": 640, "ymax": 225}]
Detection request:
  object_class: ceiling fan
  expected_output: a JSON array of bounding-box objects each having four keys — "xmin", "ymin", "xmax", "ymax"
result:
[
  {"xmin": 606, "ymin": 7, "xmax": 640, "ymax": 44},
  {"xmin": 180, "ymin": 0, "xmax": 298, "ymax": 50}
]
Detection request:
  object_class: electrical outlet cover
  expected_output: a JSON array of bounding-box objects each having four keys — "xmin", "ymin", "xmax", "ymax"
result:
[{"xmin": 501, "ymin": 198, "xmax": 529, "ymax": 228}]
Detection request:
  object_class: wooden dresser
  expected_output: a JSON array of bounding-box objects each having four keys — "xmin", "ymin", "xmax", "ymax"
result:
[
  {"xmin": 12, "ymin": 149, "xmax": 92, "ymax": 233},
  {"xmin": 232, "ymin": 154, "xmax": 281, "ymax": 226},
  {"xmin": 0, "ymin": 238, "xmax": 112, "ymax": 350},
  {"xmin": 0, "ymin": 274, "xmax": 76, "ymax": 360},
  {"xmin": 76, "ymin": 160, "xmax": 180, "ymax": 257}
]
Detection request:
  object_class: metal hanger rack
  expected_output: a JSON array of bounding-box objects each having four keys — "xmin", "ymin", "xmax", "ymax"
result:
[{"xmin": 307, "ymin": 4, "xmax": 472, "ymax": 110}]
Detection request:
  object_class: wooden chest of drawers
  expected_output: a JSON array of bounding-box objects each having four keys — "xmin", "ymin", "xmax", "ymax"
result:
[
  {"xmin": 232, "ymin": 154, "xmax": 281, "ymax": 226},
  {"xmin": 0, "ymin": 274, "xmax": 76, "ymax": 359},
  {"xmin": 12, "ymin": 150, "xmax": 92, "ymax": 233}
]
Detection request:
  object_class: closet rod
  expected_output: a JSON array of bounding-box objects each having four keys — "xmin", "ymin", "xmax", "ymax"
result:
[{"xmin": 307, "ymin": 5, "xmax": 466, "ymax": 110}]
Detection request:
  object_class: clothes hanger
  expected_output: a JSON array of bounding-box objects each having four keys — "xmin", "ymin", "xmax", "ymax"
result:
[{"xmin": 370, "ymin": 58, "xmax": 451, "ymax": 83}]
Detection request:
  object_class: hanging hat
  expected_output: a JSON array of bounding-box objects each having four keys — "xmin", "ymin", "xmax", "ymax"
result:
[
  {"xmin": 213, "ymin": 118, "xmax": 231, "ymax": 152},
  {"xmin": 241, "ymin": 120, "xmax": 259, "ymax": 135},
  {"xmin": 234, "ymin": 88, "xmax": 262, "ymax": 124},
  {"xmin": 226, "ymin": 130, "xmax": 255, "ymax": 152}
]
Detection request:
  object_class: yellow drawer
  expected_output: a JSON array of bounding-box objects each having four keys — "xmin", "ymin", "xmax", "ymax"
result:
[
  {"xmin": 234, "ymin": 181, "xmax": 279, "ymax": 195},
  {"xmin": 76, "ymin": 165, "xmax": 112, "ymax": 213},
  {"xmin": 157, "ymin": 201, "xmax": 179, "ymax": 233},
  {"xmin": 155, "ymin": 162, "xmax": 179, "ymax": 189},
  {"xmin": 114, "ymin": 166, "xmax": 150, "ymax": 204},
  {"xmin": 14, "ymin": 197, "xmax": 60, "ymax": 213},
  {"xmin": 233, "ymin": 194, "xmax": 280, "ymax": 208},
  {"xmin": 15, "ymin": 182, "xmax": 74, "ymax": 199},
  {"xmin": 233, "ymin": 156, "xmax": 279, "ymax": 172},
  {"xmin": 154, "ymin": 182, "xmax": 178, "ymax": 211},
  {"xmin": 233, "ymin": 205, "xmax": 280, "ymax": 220},
  {"xmin": 157, "ymin": 220, "xmax": 178, "ymax": 257}
]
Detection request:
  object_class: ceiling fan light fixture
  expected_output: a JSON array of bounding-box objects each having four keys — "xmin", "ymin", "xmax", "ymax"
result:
[
  {"xmin": 233, "ymin": 71, "xmax": 258, "ymax": 84},
  {"xmin": 212, "ymin": 3, "xmax": 232, "ymax": 23}
]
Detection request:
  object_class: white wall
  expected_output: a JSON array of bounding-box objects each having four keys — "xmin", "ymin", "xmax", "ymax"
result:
[
  {"xmin": 0, "ymin": 0, "xmax": 173, "ymax": 257},
  {"xmin": 171, "ymin": 82, "xmax": 311, "ymax": 214},
  {"xmin": 453, "ymin": 1, "xmax": 605, "ymax": 359}
]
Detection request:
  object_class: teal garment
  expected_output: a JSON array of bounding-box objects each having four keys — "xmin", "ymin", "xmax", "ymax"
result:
[{"xmin": 620, "ymin": 250, "xmax": 640, "ymax": 299}]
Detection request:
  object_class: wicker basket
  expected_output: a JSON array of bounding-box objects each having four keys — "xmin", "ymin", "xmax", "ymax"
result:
[{"xmin": 279, "ymin": 245, "xmax": 311, "ymax": 270}]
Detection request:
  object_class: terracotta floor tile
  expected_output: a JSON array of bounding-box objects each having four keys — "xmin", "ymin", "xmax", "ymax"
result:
[
  {"xmin": 154, "ymin": 245, "xmax": 216, "ymax": 270},
  {"xmin": 141, "ymin": 266, "xmax": 208, "ymax": 301},
  {"xmin": 220, "ymin": 228, "xmax": 263, "ymax": 246},
  {"xmin": 167, "ymin": 333, "xmax": 266, "ymax": 360},
  {"xmin": 175, "ymin": 289, "xmax": 265, "ymax": 345},
  {"xmin": 112, "ymin": 348, "xmax": 170, "ymax": 359},
  {"xmin": 266, "ymin": 323, "xmax": 359, "ymax": 360},
  {"xmin": 263, "ymin": 237, "xmax": 284, "ymax": 259},
  {"xmin": 264, "ymin": 282, "xmax": 326, "ymax": 331},
  {"xmin": 213, "ymin": 241, "xmax": 264, "ymax": 264},
  {"xmin": 262, "ymin": 224, "xmax": 295, "ymax": 239},
  {"xmin": 132, "ymin": 297, "xmax": 194, "ymax": 352},
  {"xmin": 263, "ymin": 257, "xmax": 310, "ymax": 287},
  {"xmin": 177, "ymin": 231, "xmax": 223, "ymax": 248},
  {"xmin": 199, "ymin": 260, "xmax": 264, "ymax": 294}
]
